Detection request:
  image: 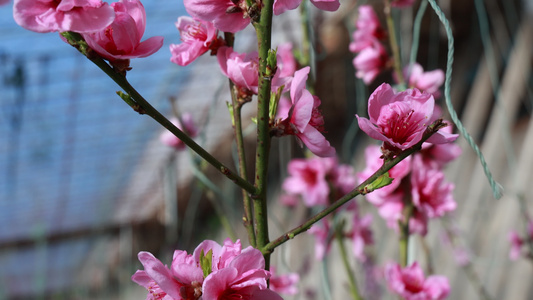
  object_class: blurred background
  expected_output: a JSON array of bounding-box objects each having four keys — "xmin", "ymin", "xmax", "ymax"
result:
[{"xmin": 0, "ymin": 0, "xmax": 532, "ymax": 299}]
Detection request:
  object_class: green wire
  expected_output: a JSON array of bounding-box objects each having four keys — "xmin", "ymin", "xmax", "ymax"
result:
[
  {"xmin": 407, "ymin": 0, "xmax": 428, "ymax": 79},
  {"xmin": 426, "ymin": 0, "xmax": 503, "ymax": 200}
]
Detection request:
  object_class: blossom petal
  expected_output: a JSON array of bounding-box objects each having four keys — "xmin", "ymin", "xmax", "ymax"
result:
[
  {"xmin": 229, "ymin": 247, "xmax": 265, "ymax": 273},
  {"xmin": 297, "ymin": 126, "xmax": 336, "ymax": 157},
  {"xmin": 366, "ymin": 83, "xmax": 397, "ymax": 122},
  {"xmin": 291, "ymin": 89, "xmax": 314, "ymax": 132},
  {"xmin": 137, "ymin": 251, "xmax": 181, "ymax": 299},
  {"xmin": 310, "ymin": 0, "xmax": 340, "ymax": 11},
  {"xmin": 129, "ymin": 36, "xmax": 165, "ymax": 58},
  {"xmin": 273, "ymin": 0, "xmax": 302, "ymax": 15},
  {"xmin": 202, "ymin": 268, "xmax": 239, "ymax": 299},
  {"xmin": 356, "ymin": 115, "xmax": 389, "ymax": 142},
  {"xmin": 252, "ymin": 289, "xmax": 284, "ymax": 300},
  {"xmin": 290, "ymin": 66, "xmax": 310, "ymax": 103},
  {"xmin": 426, "ymin": 129, "xmax": 459, "ymax": 144}
]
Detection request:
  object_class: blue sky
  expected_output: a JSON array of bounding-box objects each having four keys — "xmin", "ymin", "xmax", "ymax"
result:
[{"xmin": 0, "ymin": 0, "xmax": 191, "ymax": 240}]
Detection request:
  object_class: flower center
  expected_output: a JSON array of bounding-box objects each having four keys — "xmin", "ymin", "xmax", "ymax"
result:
[
  {"xmin": 401, "ymin": 272, "xmax": 424, "ymax": 293},
  {"xmin": 179, "ymin": 281, "xmax": 203, "ymax": 300},
  {"xmin": 309, "ymin": 106, "xmax": 325, "ymax": 132},
  {"xmin": 301, "ymin": 168, "xmax": 318, "ymax": 186},
  {"xmin": 378, "ymin": 102, "xmax": 426, "ymax": 145},
  {"xmin": 182, "ymin": 24, "xmax": 207, "ymax": 42}
]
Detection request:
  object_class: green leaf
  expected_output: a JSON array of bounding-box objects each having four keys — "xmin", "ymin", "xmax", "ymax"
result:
[
  {"xmin": 365, "ymin": 172, "xmax": 394, "ymax": 193},
  {"xmin": 226, "ymin": 102, "xmax": 235, "ymax": 126},
  {"xmin": 266, "ymin": 48, "xmax": 278, "ymax": 77},
  {"xmin": 200, "ymin": 249, "xmax": 213, "ymax": 278},
  {"xmin": 269, "ymin": 85, "xmax": 284, "ymax": 120}
]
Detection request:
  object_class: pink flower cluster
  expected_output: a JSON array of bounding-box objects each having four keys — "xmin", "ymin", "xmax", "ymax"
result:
[
  {"xmin": 508, "ymin": 221, "xmax": 533, "ymax": 260},
  {"xmin": 358, "ymin": 136, "xmax": 459, "ymax": 235},
  {"xmin": 349, "ymin": 5, "xmax": 389, "ymax": 84},
  {"xmin": 132, "ymin": 239, "xmax": 283, "ymax": 300},
  {"xmin": 385, "ymin": 262, "xmax": 450, "ymax": 299},
  {"xmin": 281, "ymin": 155, "xmax": 374, "ymax": 261},
  {"xmin": 282, "ymin": 156, "xmax": 355, "ymax": 207},
  {"xmin": 14, "ymin": 0, "xmax": 164, "ymax": 64},
  {"xmin": 356, "ymin": 84, "xmax": 460, "ymax": 235}
]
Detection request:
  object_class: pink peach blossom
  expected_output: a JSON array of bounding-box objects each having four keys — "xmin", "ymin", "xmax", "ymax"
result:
[
  {"xmin": 385, "ymin": 261, "xmax": 450, "ymax": 300},
  {"xmin": 160, "ymin": 114, "xmax": 198, "ymax": 150},
  {"xmin": 357, "ymin": 145, "xmax": 437, "ymax": 235},
  {"xmin": 217, "ymin": 47, "xmax": 290, "ymax": 95},
  {"xmin": 170, "ymin": 16, "xmax": 221, "ymax": 66},
  {"xmin": 508, "ymin": 222, "xmax": 533, "ymax": 260},
  {"xmin": 352, "ymin": 40, "xmax": 388, "ymax": 84},
  {"xmin": 132, "ymin": 239, "xmax": 282, "ymax": 300},
  {"xmin": 419, "ymin": 123, "xmax": 462, "ymax": 168},
  {"xmin": 202, "ymin": 247, "xmax": 282, "ymax": 300},
  {"xmin": 356, "ymin": 83, "xmax": 458, "ymax": 151},
  {"xmin": 275, "ymin": 95, "xmax": 292, "ymax": 120},
  {"xmin": 349, "ymin": 5, "xmax": 388, "ymax": 84},
  {"xmin": 217, "ymin": 47, "xmax": 260, "ymax": 94},
  {"xmin": 133, "ymin": 251, "xmax": 196, "ymax": 299},
  {"xmin": 282, "ymin": 156, "xmax": 356, "ymax": 207},
  {"xmin": 508, "ymin": 231, "xmax": 524, "ymax": 260},
  {"xmin": 277, "ymin": 66, "xmax": 335, "ymax": 157},
  {"xmin": 184, "ymin": 0, "xmax": 250, "ymax": 33},
  {"xmin": 282, "ymin": 157, "xmax": 334, "ymax": 207},
  {"xmin": 404, "ymin": 63, "xmax": 445, "ymax": 98},
  {"xmin": 269, "ymin": 266, "xmax": 300, "ymax": 295},
  {"xmin": 273, "ymin": 0, "xmax": 340, "ymax": 15},
  {"xmin": 329, "ymin": 163, "xmax": 358, "ymax": 198},
  {"xmin": 13, "ymin": 0, "xmax": 115, "ymax": 33},
  {"xmin": 349, "ymin": 5, "xmax": 385, "ymax": 53},
  {"xmin": 131, "ymin": 269, "xmax": 171, "ymax": 300},
  {"xmin": 81, "ymin": 0, "xmax": 163, "ymax": 62},
  {"xmin": 376, "ymin": 192, "xmax": 429, "ymax": 235},
  {"xmin": 374, "ymin": 189, "xmax": 405, "ymax": 226},
  {"xmin": 410, "ymin": 156, "xmax": 456, "ymax": 219}
]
